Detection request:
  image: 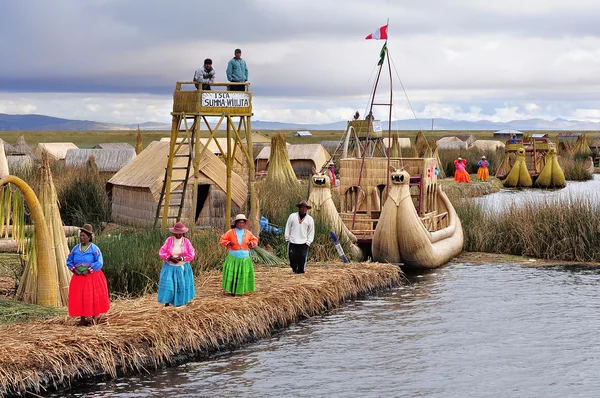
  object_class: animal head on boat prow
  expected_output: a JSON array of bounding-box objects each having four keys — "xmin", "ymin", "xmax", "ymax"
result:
[
  {"xmin": 311, "ymin": 172, "xmax": 331, "ymax": 188},
  {"xmin": 390, "ymin": 170, "xmax": 410, "ymax": 185},
  {"xmin": 517, "ymin": 147, "xmax": 526, "ymax": 157}
]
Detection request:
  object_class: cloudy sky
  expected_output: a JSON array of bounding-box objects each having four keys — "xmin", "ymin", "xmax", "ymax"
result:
[{"xmin": 1, "ymin": 0, "xmax": 599, "ymax": 125}]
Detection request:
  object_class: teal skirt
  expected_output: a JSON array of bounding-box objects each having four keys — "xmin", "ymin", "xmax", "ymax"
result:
[
  {"xmin": 157, "ymin": 261, "xmax": 195, "ymax": 306},
  {"xmin": 222, "ymin": 254, "xmax": 255, "ymax": 295}
]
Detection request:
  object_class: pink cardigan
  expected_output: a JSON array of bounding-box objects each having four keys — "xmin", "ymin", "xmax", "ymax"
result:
[{"xmin": 159, "ymin": 236, "xmax": 196, "ymax": 262}]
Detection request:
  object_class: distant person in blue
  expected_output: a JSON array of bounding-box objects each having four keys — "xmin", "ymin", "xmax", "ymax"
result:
[
  {"xmin": 509, "ymin": 133, "xmax": 518, "ymax": 144},
  {"xmin": 226, "ymin": 48, "xmax": 248, "ymax": 91}
]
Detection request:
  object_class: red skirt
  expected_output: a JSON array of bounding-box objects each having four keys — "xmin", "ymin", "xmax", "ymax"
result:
[
  {"xmin": 454, "ymin": 169, "xmax": 471, "ymax": 183},
  {"xmin": 68, "ymin": 270, "xmax": 110, "ymax": 317}
]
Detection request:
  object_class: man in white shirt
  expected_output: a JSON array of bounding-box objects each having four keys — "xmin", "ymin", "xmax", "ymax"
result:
[{"xmin": 285, "ymin": 200, "xmax": 315, "ymax": 274}]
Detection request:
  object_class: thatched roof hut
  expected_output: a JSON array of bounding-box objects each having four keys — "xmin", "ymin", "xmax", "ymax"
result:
[
  {"xmin": 7, "ymin": 155, "xmax": 35, "ymax": 171},
  {"xmin": 255, "ymin": 143, "xmax": 330, "ymax": 177},
  {"xmin": 2, "ymin": 139, "xmax": 16, "ymax": 156},
  {"xmin": 382, "ymin": 137, "xmax": 412, "ymax": 149},
  {"xmin": 472, "ymin": 140, "xmax": 505, "ymax": 151},
  {"xmin": 107, "ymin": 141, "xmax": 247, "ymax": 228},
  {"xmin": 65, "ymin": 148, "xmax": 136, "ymax": 173},
  {"xmin": 32, "ymin": 142, "xmax": 78, "ymax": 161},
  {"xmin": 93, "ymin": 143, "xmax": 136, "ymax": 151},
  {"xmin": 436, "ymin": 136, "xmax": 470, "ymax": 150},
  {"xmin": 13, "ymin": 135, "xmax": 34, "ymax": 157}
]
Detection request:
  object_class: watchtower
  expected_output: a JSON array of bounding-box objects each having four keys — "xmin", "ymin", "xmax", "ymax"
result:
[
  {"xmin": 154, "ymin": 81, "xmax": 258, "ymax": 233},
  {"xmin": 341, "ymin": 119, "xmax": 387, "ymax": 159}
]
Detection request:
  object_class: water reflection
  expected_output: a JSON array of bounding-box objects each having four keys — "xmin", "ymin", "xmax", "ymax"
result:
[{"xmin": 60, "ymin": 263, "xmax": 600, "ymax": 397}]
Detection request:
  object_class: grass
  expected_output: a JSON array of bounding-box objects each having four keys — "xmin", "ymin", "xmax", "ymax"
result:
[
  {"xmin": 454, "ymin": 196, "xmax": 600, "ymax": 262},
  {"xmin": 0, "ymin": 298, "xmax": 65, "ymax": 325}
]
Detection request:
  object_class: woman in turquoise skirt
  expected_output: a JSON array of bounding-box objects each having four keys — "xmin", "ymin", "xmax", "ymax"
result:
[
  {"xmin": 158, "ymin": 222, "xmax": 196, "ymax": 306},
  {"xmin": 219, "ymin": 214, "xmax": 258, "ymax": 296}
]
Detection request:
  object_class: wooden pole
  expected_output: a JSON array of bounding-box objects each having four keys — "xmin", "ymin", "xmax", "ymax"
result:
[
  {"xmin": 161, "ymin": 114, "xmax": 180, "ymax": 231},
  {"xmin": 245, "ymin": 116, "xmax": 260, "ymax": 236},
  {"xmin": 386, "ymin": 42, "xmax": 393, "ymax": 197},
  {"xmin": 225, "ymin": 116, "xmax": 233, "ymax": 229}
]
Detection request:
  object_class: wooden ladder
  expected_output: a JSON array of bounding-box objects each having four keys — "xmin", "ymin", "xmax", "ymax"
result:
[{"xmin": 153, "ymin": 115, "xmax": 196, "ymax": 229}]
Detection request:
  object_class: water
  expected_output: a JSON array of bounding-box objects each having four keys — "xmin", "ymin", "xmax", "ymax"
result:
[
  {"xmin": 60, "ymin": 263, "xmax": 600, "ymax": 398},
  {"xmin": 475, "ymin": 174, "xmax": 600, "ymax": 211}
]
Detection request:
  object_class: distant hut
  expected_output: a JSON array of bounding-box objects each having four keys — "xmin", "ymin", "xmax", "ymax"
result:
[
  {"xmin": 8, "ymin": 134, "xmax": 35, "ymax": 170},
  {"xmin": 472, "ymin": 140, "xmax": 506, "ymax": 151},
  {"xmin": 493, "ymin": 129, "xmax": 524, "ymax": 140},
  {"xmin": 294, "ymin": 131, "xmax": 312, "ymax": 138},
  {"xmin": 2, "ymin": 140, "xmax": 16, "ymax": 156},
  {"xmin": 255, "ymin": 143, "xmax": 330, "ymax": 177},
  {"xmin": 107, "ymin": 141, "xmax": 247, "ymax": 228},
  {"xmin": 436, "ymin": 136, "xmax": 469, "ymax": 150},
  {"xmin": 93, "ymin": 143, "xmax": 136, "ymax": 151},
  {"xmin": 32, "ymin": 142, "xmax": 78, "ymax": 162},
  {"xmin": 557, "ymin": 132, "xmax": 582, "ymax": 143},
  {"xmin": 65, "ymin": 148, "xmax": 136, "ymax": 173}
]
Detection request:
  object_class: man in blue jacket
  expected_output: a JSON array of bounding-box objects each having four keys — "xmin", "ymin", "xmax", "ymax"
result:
[{"xmin": 226, "ymin": 48, "xmax": 248, "ymax": 91}]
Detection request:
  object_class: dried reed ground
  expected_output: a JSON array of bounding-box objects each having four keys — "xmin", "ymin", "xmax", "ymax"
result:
[{"xmin": 0, "ymin": 263, "xmax": 402, "ymax": 396}]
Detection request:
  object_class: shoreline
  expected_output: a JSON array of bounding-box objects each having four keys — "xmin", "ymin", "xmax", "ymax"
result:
[{"xmin": 0, "ymin": 263, "xmax": 402, "ymax": 396}]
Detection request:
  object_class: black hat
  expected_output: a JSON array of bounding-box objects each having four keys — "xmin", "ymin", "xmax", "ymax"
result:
[
  {"xmin": 235, "ymin": 48, "xmax": 242, "ymax": 54},
  {"xmin": 204, "ymin": 58, "xmax": 212, "ymax": 64}
]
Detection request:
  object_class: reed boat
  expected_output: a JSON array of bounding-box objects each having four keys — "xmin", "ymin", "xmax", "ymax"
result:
[
  {"xmin": 321, "ymin": 29, "xmax": 463, "ymax": 268},
  {"xmin": 336, "ymin": 156, "xmax": 463, "ymax": 268}
]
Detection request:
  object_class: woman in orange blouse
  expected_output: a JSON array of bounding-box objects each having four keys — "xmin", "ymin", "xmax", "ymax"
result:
[{"xmin": 219, "ymin": 214, "xmax": 258, "ymax": 296}]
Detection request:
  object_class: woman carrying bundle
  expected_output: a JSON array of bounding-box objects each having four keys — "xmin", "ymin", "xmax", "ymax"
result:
[
  {"xmin": 453, "ymin": 157, "xmax": 470, "ymax": 183},
  {"xmin": 220, "ymin": 214, "xmax": 258, "ymax": 296},
  {"xmin": 158, "ymin": 222, "xmax": 196, "ymax": 306},
  {"xmin": 66, "ymin": 224, "xmax": 110, "ymax": 326},
  {"xmin": 477, "ymin": 156, "xmax": 490, "ymax": 181}
]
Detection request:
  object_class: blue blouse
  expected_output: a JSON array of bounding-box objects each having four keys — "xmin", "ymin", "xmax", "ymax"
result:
[
  {"xmin": 229, "ymin": 228, "xmax": 250, "ymax": 259},
  {"xmin": 66, "ymin": 243, "xmax": 104, "ymax": 272}
]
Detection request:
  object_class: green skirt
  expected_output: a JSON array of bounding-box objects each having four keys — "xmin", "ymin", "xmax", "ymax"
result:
[{"xmin": 222, "ymin": 254, "xmax": 255, "ymax": 295}]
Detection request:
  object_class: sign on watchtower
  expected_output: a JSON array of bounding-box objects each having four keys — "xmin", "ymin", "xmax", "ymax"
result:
[{"xmin": 155, "ymin": 82, "xmax": 259, "ymax": 235}]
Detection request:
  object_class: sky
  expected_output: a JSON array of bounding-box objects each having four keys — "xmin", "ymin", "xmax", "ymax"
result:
[{"xmin": 1, "ymin": 0, "xmax": 599, "ymax": 125}]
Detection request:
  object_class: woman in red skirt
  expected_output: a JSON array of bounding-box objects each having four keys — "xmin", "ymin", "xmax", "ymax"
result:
[{"xmin": 66, "ymin": 224, "xmax": 110, "ymax": 326}]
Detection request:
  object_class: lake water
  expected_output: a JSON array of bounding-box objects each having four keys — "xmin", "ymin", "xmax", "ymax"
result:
[{"xmin": 60, "ymin": 261, "xmax": 600, "ymax": 398}]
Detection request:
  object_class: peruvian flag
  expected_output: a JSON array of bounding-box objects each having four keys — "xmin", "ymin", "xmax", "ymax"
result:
[{"xmin": 365, "ymin": 24, "xmax": 388, "ymax": 40}]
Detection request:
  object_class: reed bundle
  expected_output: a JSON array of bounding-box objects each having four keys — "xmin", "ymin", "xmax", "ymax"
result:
[
  {"xmin": 572, "ymin": 134, "xmax": 592, "ymax": 156},
  {"xmin": 390, "ymin": 133, "xmax": 401, "ymax": 158},
  {"xmin": 265, "ymin": 133, "xmax": 299, "ymax": 188},
  {"xmin": 16, "ymin": 153, "xmax": 69, "ymax": 306},
  {"xmin": 135, "ymin": 128, "xmax": 143, "ymax": 155},
  {"xmin": 0, "ymin": 139, "xmax": 9, "ymax": 178},
  {"xmin": 0, "ymin": 263, "xmax": 402, "ymax": 396}
]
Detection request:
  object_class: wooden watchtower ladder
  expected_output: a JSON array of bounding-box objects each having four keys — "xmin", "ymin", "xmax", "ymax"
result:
[{"xmin": 154, "ymin": 81, "xmax": 259, "ymax": 233}]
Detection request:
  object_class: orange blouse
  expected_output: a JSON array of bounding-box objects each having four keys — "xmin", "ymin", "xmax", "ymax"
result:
[{"xmin": 219, "ymin": 228, "xmax": 258, "ymax": 251}]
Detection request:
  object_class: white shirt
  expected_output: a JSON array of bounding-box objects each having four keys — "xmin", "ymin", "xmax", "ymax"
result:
[
  {"xmin": 168, "ymin": 237, "xmax": 183, "ymax": 266},
  {"xmin": 285, "ymin": 213, "xmax": 315, "ymax": 245}
]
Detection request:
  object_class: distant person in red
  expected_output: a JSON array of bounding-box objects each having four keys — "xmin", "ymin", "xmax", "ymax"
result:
[
  {"xmin": 327, "ymin": 162, "xmax": 337, "ymax": 186},
  {"xmin": 453, "ymin": 157, "xmax": 470, "ymax": 183},
  {"xmin": 477, "ymin": 156, "xmax": 490, "ymax": 181}
]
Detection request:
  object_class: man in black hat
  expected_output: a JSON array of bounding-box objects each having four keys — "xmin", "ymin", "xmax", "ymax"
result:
[{"xmin": 284, "ymin": 200, "xmax": 315, "ymax": 274}]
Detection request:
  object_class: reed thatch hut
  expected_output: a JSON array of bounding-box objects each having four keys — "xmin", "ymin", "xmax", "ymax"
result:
[
  {"xmin": 107, "ymin": 141, "xmax": 247, "ymax": 228},
  {"xmin": 12, "ymin": 135, "xmax": 35, "ymax": 157},
  {"xmin": 472, "ymin": 140, "xmax": 505, "ymax": 151},
  {"xmin": 2, "ymin": 139, "xmax": 16, "ymax": 155},
  {"xmin": 255, "ymin": 143, "xmax": 330, "ymax": 177},
  {"xmin": 65, "ymin": 148, "xmax": 136, "ymax": 173},
  {"xmin": 93, "ymin": 143, "xmax": 136, "ymax": 151},
  {"xmin": 32, "ymin": 142, "xmax": 78, "ymax": 162}
]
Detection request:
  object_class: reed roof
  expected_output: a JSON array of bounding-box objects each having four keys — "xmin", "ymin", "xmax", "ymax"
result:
[
  {"xmin": 382, "ymin": 137, "xmax": 412, "ymax": 149},
  {"xmin": 256, "ymin": 143, "xmax": 330, "ymax": 169},
  {"xmin": 32, "ymin": 142, "xmax": 78, "ymax": 161},
  {"xmin": 93, "ymin": 143, "xmax": 136, "ymax": 151},
  {"xmin": 12, "ymin": 135, "xmax": 34, "ymax": 157},
  {"xmin": 1, "ymin": 139, "xmax": 16, "ymax": 155},
  {"xmin": 65, "ymin": 148, "xmax": 136, "ymax": 172},
  {"xmin": 108, "ymin": 141, "xmax": 247, "ymax": 206},
  {"xmin": 472, "ymin": 140, "xmax": 505, "ymax": 151}
]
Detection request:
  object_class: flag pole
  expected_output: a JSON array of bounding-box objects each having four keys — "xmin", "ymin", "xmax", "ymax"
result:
[
  {"xmin": 386, "ymin": 37, "xmax": 392, "ymax": 197},
  {"xmin": 351, "ymin": 24, "xmax": 387, "ymax": 230}
]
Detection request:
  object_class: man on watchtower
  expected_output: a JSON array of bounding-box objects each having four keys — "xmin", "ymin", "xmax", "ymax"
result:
[
  {"xmin": 193, "ymin": 58, "xmax": 215, "ymax": 90},
  {"xmin": 226, "ymin": 48, "xmax": 248, "ymax": 91}
]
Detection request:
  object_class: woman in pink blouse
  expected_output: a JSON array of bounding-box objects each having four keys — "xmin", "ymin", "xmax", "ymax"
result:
[{"xmin": 157, "ymin": 222, "xmax": 196, "ymax": 306}]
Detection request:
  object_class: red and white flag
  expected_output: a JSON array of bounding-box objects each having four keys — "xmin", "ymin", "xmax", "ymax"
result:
[{"xmin": 365, "ymin": 24, "xmax": 388, "ymax": 40}]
